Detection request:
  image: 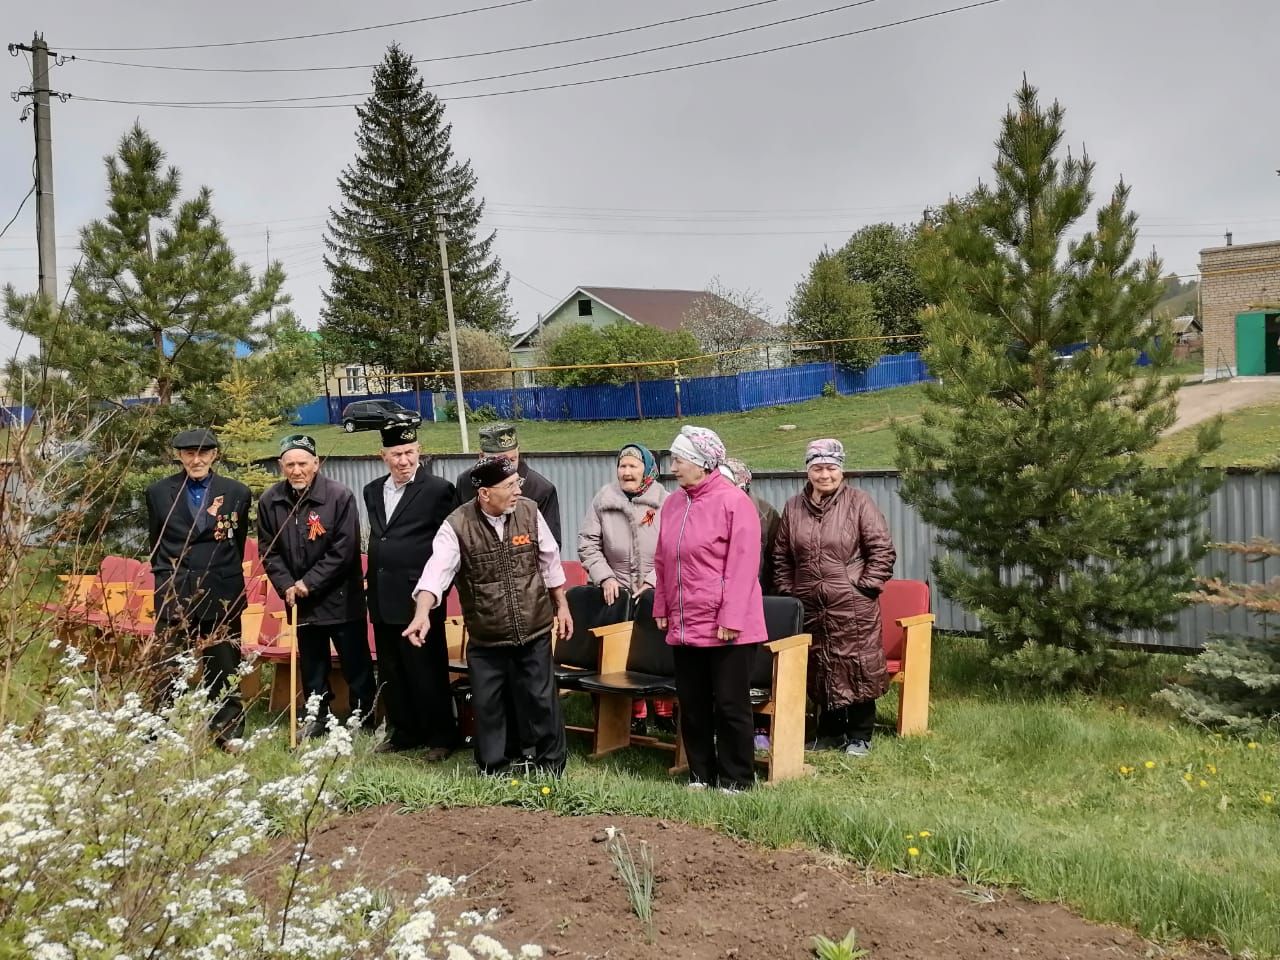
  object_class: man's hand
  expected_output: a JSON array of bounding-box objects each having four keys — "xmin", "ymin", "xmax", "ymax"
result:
[
  {"xmin": 553, "ymin": 601, "xmax": 573, "ymax": 641},
  {"xmin": 601, "ymin": 577, "xmax": 621, "ymax": 605},
  {"xmin": 284, "ymin": 585, "xmax": 298, "ymax": 606},
  {"xmin": 716, "ymin": 626, "xmax": 740, "ymax": 642},
  {"xmin": 402, "ymin": 615, "xmax": 432, "ymax": 647},
  {"xmin": 655, "ymin": 617, "xmax": 668, "ymax": 630},
  {"xmin": 293, "ymin": 580, "xmax": 310, "ymax": 598}
]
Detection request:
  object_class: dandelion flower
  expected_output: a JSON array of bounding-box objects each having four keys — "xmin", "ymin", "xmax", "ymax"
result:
[
  {"xmin": 509, "ymin": 779, "xmax": 520, "ymax": 787},
  {"xmin": 905, "ymin": 834, "xmax": 914, "ymax": 840},
  {"xmin": 918, "ymin": 830, "xmax": 932, "ymax": 838},
  {"xmin": 907, "ymin": 847, "xmax": 920, "ymax": 857},
  {"xmin": 540, "ymin": 786, "xmax": 551, "ymax": 796},
  {"xmin": 1248, "ymin": 742, "xmax": 1259, "ymax": 750},
  {"xmin": 1263, "ymin": 793, "xmax": 1274, "ymax": 805},
  {"xmin": 1144, "ymin": 761, "xmax": 1156, "ymax": 769},
  {"xmin": 1198, "ymin": 780, "xmax": 1209, "ymax": 789},
  {"xmin": 1183, "ymin": 773, "xmax": 1194, "ymax": 782},
  {"xmin": 1119, "ymin": 766, "xmax": 1132, "ymax": 775},
  {"xmin": 1207, "ymin": 764, "xmax": 1217, "ymax": 775}
]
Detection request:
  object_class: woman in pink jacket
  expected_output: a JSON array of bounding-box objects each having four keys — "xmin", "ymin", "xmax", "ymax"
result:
[{"xmin": 653, "ymin": 425, "xmax": 766, "ymax": 793}]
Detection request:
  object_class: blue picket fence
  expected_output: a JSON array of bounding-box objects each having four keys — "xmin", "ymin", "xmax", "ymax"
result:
[{"xmin": 290, "ymin": 353, "xmax": 930, "ymax": 425}]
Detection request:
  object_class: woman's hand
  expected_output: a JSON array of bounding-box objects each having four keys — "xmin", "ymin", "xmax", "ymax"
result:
[
  {"xmin": 601, "ymin": 577, "xmax": 621, "ymax": 605},
  {"xmin": 716, "ymin": 626, "xmax": 740, "ymax": 642},
  {"xmin": 655, "ymin": 617, "xmax": 668, "ymax": 630}
]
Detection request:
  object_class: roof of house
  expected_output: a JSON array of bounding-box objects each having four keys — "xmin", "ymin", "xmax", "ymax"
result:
[{"xmin": 511, "ymin": 285, "xmax": 768, "ymax": 348}]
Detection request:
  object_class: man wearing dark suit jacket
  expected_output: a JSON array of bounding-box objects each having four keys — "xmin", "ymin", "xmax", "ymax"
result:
[
  {"xmin": 363, "ymin": 424, "xmax": 459, "ymax": 759},
  {"xmin": 145, "ymin": 428, "xmax": 253, "ymax": 751},
  {"xmin": 453, "ymin": 422, "xmax": 562, "ymax": 547}
]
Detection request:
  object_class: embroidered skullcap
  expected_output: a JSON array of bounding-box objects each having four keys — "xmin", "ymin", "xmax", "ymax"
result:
[{"xmin": 471, "ymin": 455, "xmax": 519, "ymax": 489}]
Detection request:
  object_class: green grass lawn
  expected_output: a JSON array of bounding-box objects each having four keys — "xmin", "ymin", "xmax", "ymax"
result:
[
  {"xmin": 239, "ymin": 638, "xmax": 1280, "ymax": 957},
  {"xmin": 1154, "ymin": 399, "xmax": 1280, "ymax": 469},
  {"xmin": 263, "ymin": 385, "xmax": 928, "ymax": 470}
]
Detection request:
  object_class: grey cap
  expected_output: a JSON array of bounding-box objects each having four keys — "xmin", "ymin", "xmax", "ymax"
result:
[{"xmin": 171, "ymin": 428, "xmax": 219, "ymax": 450}]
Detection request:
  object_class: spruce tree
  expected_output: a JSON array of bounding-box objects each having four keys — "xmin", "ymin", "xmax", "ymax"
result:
[
  {"xmin": 1156, "ymin": 539, "xmax": 1280, "ymax": 734},
  {"xmin": 321, "ymin": 43, "xmax": 511, "ymax": 380},
  {"xmin": 895, "ymin": 80, "xmax": 1222, "ymax": 686}
]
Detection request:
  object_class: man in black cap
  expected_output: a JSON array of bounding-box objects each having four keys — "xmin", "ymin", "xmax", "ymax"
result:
[
  {"xmin": 145, "ymin": 428, "xmax": 254, "ymax": 751},
  {"xmin": 362, "ymin": 424, "xmax": 459, "ymax": 759},
  {"xmin": 257, "ymin": 434, "xmax": 374, "ymax": 738},
  {"xmin": 453, "ymin": 422, "xmax": 562, "ymax": 546},
  {"xmin": 406, "ymin": 455, "xmax": 572, "ymax": 776}
]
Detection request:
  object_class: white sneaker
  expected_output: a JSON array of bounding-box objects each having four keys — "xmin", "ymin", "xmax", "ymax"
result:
[
  {"xmin": 719, "ymin": 786, "xmax": 743, "ymax": 796},
  {"xmin": 844, "ymin": 739, "xmax": 871, "ymax": 757},
  {"xmin": 687, "ymin": 781, "xmax": 709, "ymax": 791}
]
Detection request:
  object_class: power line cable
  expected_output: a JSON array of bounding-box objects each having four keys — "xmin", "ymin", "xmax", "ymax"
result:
[
  {"xmin": 0, "ymin": 179, "xmax": 37, "ymax": 242},
  {"xmin": 59, "ymin": 0, "xmax": 535, "ymax": 52},
  {"xmin": 75, "ymin": 0, "xmax": 789, "ymax": 73},
  {"xmin": 66, "ymin": 0, "xmax": 1011, "ymax": 109},
  {"xmin": 69, "ymin": 0, "xmax": 893, "ymax": 106}
]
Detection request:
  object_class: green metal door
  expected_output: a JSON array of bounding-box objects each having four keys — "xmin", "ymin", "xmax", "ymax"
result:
[{"xmin": 1236, "ymin": 312, "xmax": 1268, "ymax": 375}]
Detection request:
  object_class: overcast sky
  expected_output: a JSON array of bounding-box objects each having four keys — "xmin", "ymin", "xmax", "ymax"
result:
[{"xmin": 2, "ymin": 0, "xmax": 1278, "ymax": 361}]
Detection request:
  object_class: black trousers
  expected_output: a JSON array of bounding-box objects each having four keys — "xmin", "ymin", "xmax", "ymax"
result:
[
  {"xmin": 816, "ymin": 699, "xmax": 878, "ymax": 742},
  {"xmin": 672, "ymin": 642, "xmax": 757, "ymax": 790},
  {"xmin": 297, "ymin": 621, "xmax": 377, "ymax": 726},
  {"xmin": 468, "ymin": 632, "xmax": 566, "ymax": 775},
  {"xmin": 373, "ymin": 613, "xmax": 459, "ymax": 749},
  {"xmin": 156, "ymin": 618, "xmax": 244, "ymax": 741}
]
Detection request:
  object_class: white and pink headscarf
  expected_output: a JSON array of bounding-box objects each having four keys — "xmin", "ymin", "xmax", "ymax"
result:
[
  {"xmin": 670, "ymin": 425, "xmax": 726, "ymax": 471},
  {"xmin": 805, "ymin": 438, "xmax": 846, "ymax": 468}
]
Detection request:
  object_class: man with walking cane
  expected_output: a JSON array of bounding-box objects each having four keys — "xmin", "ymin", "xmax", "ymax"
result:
[{"xmin": 258, "ymin": 434, "xmax": 374, "ymax": 740}]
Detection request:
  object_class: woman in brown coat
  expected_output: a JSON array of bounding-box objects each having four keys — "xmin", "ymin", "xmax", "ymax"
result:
[{"xmin": 773, "ymin": 438, "xmax": 896, "ymax": 756}]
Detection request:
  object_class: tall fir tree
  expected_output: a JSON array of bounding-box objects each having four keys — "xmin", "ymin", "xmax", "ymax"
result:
[
  {"xmin": 321, "ymin": 44, "xmax": 511, "ymax": 380},
  {"xmin": 1156, "ymin": 539, "xmax": 1280, "ymax": 734},
  {"xmin": 895, "ymin": 80, "xmax": 1222, "ymax": 686}
]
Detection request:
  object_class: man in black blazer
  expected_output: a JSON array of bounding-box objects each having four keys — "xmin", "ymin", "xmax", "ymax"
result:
[
  {"xmin": 363, "ymin": 424, "xmax": 459, "ymax": 759},
  {"xmin": 145, "ymin": 428, "xmax": 253, "ymax": 751}
]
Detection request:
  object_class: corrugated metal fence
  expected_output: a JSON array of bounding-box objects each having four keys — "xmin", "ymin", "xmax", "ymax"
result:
[{"xmin": 303, "ymin": 453, "xmax": 1277, "ymax": 651}]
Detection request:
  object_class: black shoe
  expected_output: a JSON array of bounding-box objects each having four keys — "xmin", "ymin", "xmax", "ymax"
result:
[
  {"xmin": 298, "ymin": 719, "xmax": 327, "ymax": 741},
  {"xmin": 652, "ymin": 715, "xmax": 676, "ymax": 735},
  {"xmin": 631, "ymin": 717, "xmax": 648, "ymax": 737},
  {"xmin": 373, "ymin": 739, "xmax": 419, "ymax": 754}
]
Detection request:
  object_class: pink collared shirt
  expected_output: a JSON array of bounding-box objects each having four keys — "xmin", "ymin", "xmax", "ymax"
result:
[{"xmin": 414, "ymin": 502, "xmax": 566, "ymax": 608}]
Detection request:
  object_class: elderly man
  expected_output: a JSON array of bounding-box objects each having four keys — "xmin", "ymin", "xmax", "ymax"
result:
[
  {"xmin": 258, "ymin": 434, "xmax": 374, "ymax": 738},
  {"xmin": 362, "ymin": 424, "xmax": 459, "ymax": 759},
  {"xmin": 453, "ymin": 422, "xmax": 562, "ymax": 546},
  {"xmin": 145, "ymin": 428, "xmax": 253, "ymax": 751},
  {"xmin": 406, "ymin": 456, "xmax": 572, "ymax": 776}
]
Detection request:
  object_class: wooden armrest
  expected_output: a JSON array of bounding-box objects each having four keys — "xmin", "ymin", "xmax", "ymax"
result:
[
  {"xmin": 594, "ymin": 621, "xmax": 633, "ymax": 674},
  {"xmin": 589, "ymin": 620, "xmax": 634, "ymax": 638},
  {"xmin": 765, "ymin": 633, "xmax": 812, "ymax": 653},
  {"xmin": 896, "ymin": 613, "xmax": 936, "ymax": 628}
]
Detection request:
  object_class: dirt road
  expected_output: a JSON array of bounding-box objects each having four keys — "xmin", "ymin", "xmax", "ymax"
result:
[{"xmin": 1168, "ymin": 376, "xmax": 1280, "ymax": 433}]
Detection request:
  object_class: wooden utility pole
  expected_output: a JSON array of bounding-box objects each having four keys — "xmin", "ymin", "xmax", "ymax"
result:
[
  {"xmin": 436, "ymin": 216, "xmax": 469, "ymax": 454},
  {"xmin": 10, "ymin": 33, "xmax": 62, "ymax": 307}
]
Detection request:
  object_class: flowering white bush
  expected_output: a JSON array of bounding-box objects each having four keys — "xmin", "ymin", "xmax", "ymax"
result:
[{"xmin": 0, "ymin": 651, "xmax": 540, "ymax": 959}]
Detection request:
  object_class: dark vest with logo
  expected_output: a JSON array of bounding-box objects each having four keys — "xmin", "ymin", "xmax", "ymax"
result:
[{"xmin": 447, "ymin": 498, "xmax": 554, "ymax": 647}]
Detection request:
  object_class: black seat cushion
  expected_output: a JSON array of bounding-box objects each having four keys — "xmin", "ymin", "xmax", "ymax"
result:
[
  {"xmin": 577, "ymin": 670, "xmax": 677, "ymax": 698},
  {"xmin": 749, "ymin": 596, "xmax": 806, "ymax": 694}
]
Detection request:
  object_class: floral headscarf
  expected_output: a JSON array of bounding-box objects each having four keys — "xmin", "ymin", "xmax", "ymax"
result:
[
  {"xmin": 805, "ymin": 438, "xmax": 846, "ymax": 468},
  {"xmin": 669, "ymin": 425, "xmax": 726, "ymax": 471},
  {"xmin": 723, "ymin": 457, "xmax": 752, "ymax": 491},
  {"xmin": 617, "ymin": 442, "xmax": 658, "ymax": 494}
]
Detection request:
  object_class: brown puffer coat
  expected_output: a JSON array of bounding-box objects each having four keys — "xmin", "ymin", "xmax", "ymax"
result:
[{"xmin": 773, "ymin": 482, "xmax": 897, "ymax": 709}]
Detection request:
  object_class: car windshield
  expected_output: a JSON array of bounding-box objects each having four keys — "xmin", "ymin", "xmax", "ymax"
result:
[{"xmin": 372, "ymin": 401, "xmax": 407, "ymax": 412}]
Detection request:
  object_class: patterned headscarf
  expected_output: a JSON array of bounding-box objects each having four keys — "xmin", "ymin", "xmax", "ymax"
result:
[
  {"xmin": 805, "ymin": 438, "xmax": 846, "ymax": 468},
  {"xmin": 669, "ymin": 425, "xmax": 726, "ymax": 471},
  {"xmin": 723, "ymin": 457, "xmax": 752, "ymax": 491},
  {"xmin": 617, "ymin": 443, "xmax": 658, "ymax": 493}
]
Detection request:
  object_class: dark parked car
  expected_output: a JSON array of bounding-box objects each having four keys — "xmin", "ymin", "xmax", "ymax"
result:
[{"xmin": 339, "ymin": 399, "xmax": 422, "ymax": 433}]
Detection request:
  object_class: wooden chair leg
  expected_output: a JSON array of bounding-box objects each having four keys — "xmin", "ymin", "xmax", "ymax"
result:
[
  {"xmin": 768, "ymin": 644, "xmax": 809, "ymax": 782},
  {"xmin": 267, "ymin": 662, "xmax": 296, "ymax": 714},
  {"xmin": 591, "ymin": 693, "xmax": 632, "ymax": 758},
  {"xmin": 897, "ymin": 622, "xmax": 933, "ymax": 736},
  {"xmin": 668, "ymin": 710, "xmax": 688, "ymax": 775}
]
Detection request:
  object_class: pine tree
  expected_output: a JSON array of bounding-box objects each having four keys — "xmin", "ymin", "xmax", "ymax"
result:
[
  {"xmin": 789, "ymin": 251, "xmax": 882, "ymax": 371},
  {"xmin": 321, "ymin": 43, "xmax": 511, "ymax": 380},
  {"xmin": 895, "ymin": 80, "xmax": 1222, "ymax": 686},
  {"xmin": 2, "ymin": 124, "xmax": 318, "ymax": 548},
  {"xmin": 1156, "ymin": 539, "xmax": 1280, "ymax": 734},
  {"xmin": 5, "ymin": 123, "xmax": 290, "ymax": 408}
]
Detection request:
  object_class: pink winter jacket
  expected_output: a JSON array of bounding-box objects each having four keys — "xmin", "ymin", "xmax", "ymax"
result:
[{"xmin": 652, "ymin": 471, "xmax": 766, "ymax": 647}]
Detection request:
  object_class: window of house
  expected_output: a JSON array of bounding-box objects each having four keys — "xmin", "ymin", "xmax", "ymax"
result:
[
  {"xmin": 344, "ymin": 365, "xmax": 366, "ymax": 393},
  {"xmin": 577, "ymin": 298, "xmax": 593, "ymax": 317}
]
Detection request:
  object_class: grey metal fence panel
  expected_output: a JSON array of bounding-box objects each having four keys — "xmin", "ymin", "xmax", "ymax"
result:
[{"xmin": 298, "ymin": 453, "xmax": 1278, "ymax": 650}]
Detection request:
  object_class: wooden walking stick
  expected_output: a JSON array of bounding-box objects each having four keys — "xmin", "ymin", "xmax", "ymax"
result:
[{"xmin": 285, "ymin": 603, "xmax": 298, "ymax": 750}]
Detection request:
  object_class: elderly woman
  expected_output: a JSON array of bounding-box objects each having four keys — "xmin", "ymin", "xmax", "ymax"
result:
[
  {"xmin": 720, "ymin": 457, "xmax": 781, "ymax": 595},
  {"xmin": 578, "ymin": 443, "xmax": 672, "ymax": 731},
  {"xmin": 773, "ymin": 438, "xmax": 896, "ymax": 757},
  {"xmin": 653, "ymin": 425, "xmax": 766, "ymax": 792}
]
